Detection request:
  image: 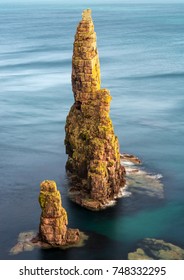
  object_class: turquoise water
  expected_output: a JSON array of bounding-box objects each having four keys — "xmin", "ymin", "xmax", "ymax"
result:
[{"xmin": 0, "ymin": 3, "xmax": 184, "ymax": 259}]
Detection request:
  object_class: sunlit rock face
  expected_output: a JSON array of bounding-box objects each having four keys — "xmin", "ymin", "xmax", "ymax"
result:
[{"xmin": 65, "ymin": 10, "xmax": 125, "ymax": 210}]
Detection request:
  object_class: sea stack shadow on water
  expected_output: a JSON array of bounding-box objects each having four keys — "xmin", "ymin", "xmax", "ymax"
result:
[{"xmin": 65, "ymin": 9, "xmax": 126, "ymax": 210}]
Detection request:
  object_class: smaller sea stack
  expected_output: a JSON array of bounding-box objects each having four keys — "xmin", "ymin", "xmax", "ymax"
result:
[{"xmin": 39, "ymin": 180, "xmax": 80, "ymax": 246}]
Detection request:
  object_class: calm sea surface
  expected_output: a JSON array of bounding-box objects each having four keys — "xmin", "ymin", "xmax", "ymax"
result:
[{"xmin": 0, "ymin": 3, "xmax": 184, "ymax": 259}]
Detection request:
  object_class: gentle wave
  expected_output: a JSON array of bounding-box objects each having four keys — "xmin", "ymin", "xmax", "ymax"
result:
[
  {"xmin": 1, "ymin": 46, "xmax": 64, "ymax": 55},
  {"xmin": 0, "ymin": 72, "xmax": 71, "ymax": 92},
  {"xmin": 0, "ymin": 59, "xmax": 71, "ymax": 70},
  {"xmin": 118, "ymin": 186, "xmax": 132, "ymax": 198},
  {"xmin": 121, "ymin": 72, "xmax": 184, "ymax": 80}
]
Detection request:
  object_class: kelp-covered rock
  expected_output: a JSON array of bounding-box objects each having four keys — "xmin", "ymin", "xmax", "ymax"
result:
[
  {"xmin": 39, "ymin": 180, "xmax": 80, "ymax": 246},
  {"xmin": 128, "ymin": 238, "xmax": 184, "ymax": 260},
  {"xmin": 65, "ymin": 9, "xmax": 125, "ymax": 210}
]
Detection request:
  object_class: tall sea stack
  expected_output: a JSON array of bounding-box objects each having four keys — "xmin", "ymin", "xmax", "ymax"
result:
[{"xmin": 65, "ymin": 9, "xmax": 125, "ymax": 210}]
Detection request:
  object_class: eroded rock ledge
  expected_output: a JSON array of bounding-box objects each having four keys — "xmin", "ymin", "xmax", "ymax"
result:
[{"xmin": 65, "ymin": 9, "xmax": 125, "ymax": 210}]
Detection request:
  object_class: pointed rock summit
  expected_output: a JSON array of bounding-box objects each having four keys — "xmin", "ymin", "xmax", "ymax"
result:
[{"xmin": 65, "ymin": 9, "xmax": 125, "ymax": 210}]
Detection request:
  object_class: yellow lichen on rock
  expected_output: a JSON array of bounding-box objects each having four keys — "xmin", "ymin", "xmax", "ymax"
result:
[
  {"xmin": 65, "ymin": 10, "xmax": 125, "ymax": 210},
  {"xmin": 82, "ymin": 9, "xmax": 92, "ymax": 21}
]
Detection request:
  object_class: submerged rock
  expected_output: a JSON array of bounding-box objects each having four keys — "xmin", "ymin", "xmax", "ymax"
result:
[
  {"xmin": 9, "ymin": 231, "xmax": 48, "ymax": 255},
  {"xmin": 39, "ymin": 180, "xmax": 80, "ymax": 246},
  {"xmin": 128, "ymin": 238, "xmax": 184, "ymax": 260},
  {"xmin": 65, "ymin": 9, "xmax": 125, "ymax": 210},
  {"xmin": 120, "ymin": 154, "xmax": 164, "ymax": 199}
]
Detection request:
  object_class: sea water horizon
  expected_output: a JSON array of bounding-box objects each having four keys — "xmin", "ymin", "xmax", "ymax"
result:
[{"xmin": 0, "ymin": 2, "xmax": 184, "ymax": 259}]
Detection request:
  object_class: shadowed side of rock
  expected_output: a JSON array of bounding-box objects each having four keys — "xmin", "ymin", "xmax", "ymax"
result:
[
  {"xmin": 39, "ymin": 180, "xmax": 80, "ymax": 246},
  {"xmin": 65, "ymin": 9, "xmax": 125, "ymax": 210}
]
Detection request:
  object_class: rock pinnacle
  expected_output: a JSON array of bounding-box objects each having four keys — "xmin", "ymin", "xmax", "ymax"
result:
[{"xmin": 65, "ymin": 10, "xmax": 126, "ymax": 210}]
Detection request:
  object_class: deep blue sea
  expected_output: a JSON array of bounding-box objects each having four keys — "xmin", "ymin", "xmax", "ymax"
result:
[{"xmin": 0, "ymin": 3, "xmax": 184, "ymax": 260}]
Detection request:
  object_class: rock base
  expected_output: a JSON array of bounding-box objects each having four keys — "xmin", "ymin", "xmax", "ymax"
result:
[
  {"xmin": 10, "ymin": 230, "xmax": 88, "ymax": 255},
  {"xmin": 68, "ymin": 187, "xmax": 117, "ymax": 211},
  {"xmin": 68, "ymin": 152, "xmax": 164, "ymax": 210}
]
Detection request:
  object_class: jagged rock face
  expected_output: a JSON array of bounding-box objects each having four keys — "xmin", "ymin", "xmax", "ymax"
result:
[
  {"xmin": 39, "ymin": 180, "xmax": 79, "ymax": 246},
  {"xmin": 65, "ymin": 9, "xmax": 125, "ymax": 210}
]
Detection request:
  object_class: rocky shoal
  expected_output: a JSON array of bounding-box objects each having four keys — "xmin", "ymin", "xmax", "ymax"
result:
[{"xmin": 128, "ymin": 238, "xmax": 184, "ymax": 260}]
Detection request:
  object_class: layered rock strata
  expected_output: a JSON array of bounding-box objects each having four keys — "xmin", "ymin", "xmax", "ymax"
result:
[
  {"xmin": 65, "ymin": 9, "xmax": 125, "ymax": 210},
  {"xmin": 39, "ymin": 180, "xmax": 80, "ymax": 246}
]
